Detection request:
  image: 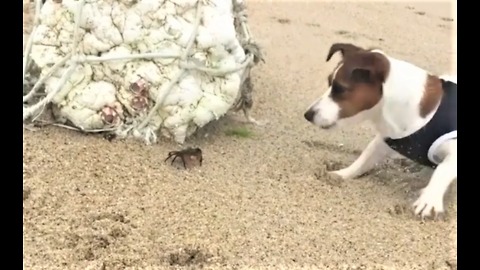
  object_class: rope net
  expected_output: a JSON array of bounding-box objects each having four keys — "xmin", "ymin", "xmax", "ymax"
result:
[{"xmin": 23, "ymin": 0, "xmax": 264, "ymax": 144}]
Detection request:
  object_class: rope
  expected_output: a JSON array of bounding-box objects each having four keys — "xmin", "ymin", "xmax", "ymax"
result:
[
  {"xmin": 23, "ymin": 0, "xmax": 261, "ymax": 135},
  {"xmin": 23, "ymin": 52, "xmax": 72, "ymax": 103},
  {"xmin": 136, "ymin": 1, "xmax": 204, "ymax": 130},
  {"xmin": 23, "ymin": 0, "xmax": 86, "ymax": 120},
  {"xmin": 23, "ymin": 0, "xmax": 43, "ymax": 85},
  {"xmin": 23, "ymin": 62, "xmax": 78, "ymax": 121}
]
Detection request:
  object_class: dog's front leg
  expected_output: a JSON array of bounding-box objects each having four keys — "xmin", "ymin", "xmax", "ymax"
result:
[
  {"xmin": 413, "ymin": 141, "xmax": 457, "ymax": 218},
  {"xmin": 331, "ymin": 135, "xmax": 394, "ymax": 179}
]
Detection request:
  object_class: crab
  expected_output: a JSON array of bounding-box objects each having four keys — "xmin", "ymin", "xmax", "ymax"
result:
[{"xmin": 164, "ymin": 147, "xmax": 203, "ymax": 169}]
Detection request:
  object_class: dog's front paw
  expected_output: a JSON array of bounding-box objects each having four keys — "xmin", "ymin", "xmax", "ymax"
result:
[
  {"xmin": 329, "ymin": 169, "xmax": 351, "ymax": 180},
  {"xmin": 412, "ymin": 188, "xmax": 445, "ymax": 219},
  {"xmin": 323, "ymin": 170, "xmax": 349, "ymax": 186},
  {"xmin": 320, "ymin": 170, "xmax": 345, "ymax": 187}
]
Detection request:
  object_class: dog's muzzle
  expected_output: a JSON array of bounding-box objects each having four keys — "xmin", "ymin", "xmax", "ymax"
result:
[
  {"xmin": 304, "ymin": 108, "xmax": 336, "ymax": 129},
  {"xmin": 304, "ymin": 109, "xmax": 315, "ymax": 122}
]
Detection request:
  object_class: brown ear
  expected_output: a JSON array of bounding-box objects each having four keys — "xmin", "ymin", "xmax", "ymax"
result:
[
  {"xmin": 326, "ymin": 43, "xmax": 364, "ymax": 62},
  {"xmin": 369, "ymin": 52, "xmax": 390, "ymax": 83},
  {"xmin": 350, "ymin": 68, "xmax": 373, "ymax": 83},
  {"xmin": 346, "ymin": 52, "xmax": 390, "ymax": 83}
]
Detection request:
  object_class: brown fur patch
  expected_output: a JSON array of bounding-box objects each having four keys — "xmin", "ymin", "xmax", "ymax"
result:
[
  {"xmin": 326, "ymin": 43, "xmax": 390, "ymax": 119},
  {"xmin": 335, "ymin": 82, "xmax": 384, "ymax": 119},
  {"xmin": 420, "ymin": 75, "xmax": 443, "ymax": 118},
  {"xmin": 326, "ymin": 43, "xmax": 364, "ymax": 61}
]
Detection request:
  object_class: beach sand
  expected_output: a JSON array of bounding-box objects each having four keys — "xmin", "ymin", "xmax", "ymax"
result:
[{"xmin": 23, "ymin": 1, "xmax": 457, "ymax": 269}]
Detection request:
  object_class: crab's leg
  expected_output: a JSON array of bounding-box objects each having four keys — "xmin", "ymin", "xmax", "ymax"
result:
[
  {"xmin": 181, "ymin": 157, "xmax": 187, "ymax": 169},
  {"xmin": 164, "ymin": 153, "xmax": 173, "ymax": 163},
  {"xmin": 171, "ymin": 155, "xmax": 178, "ymax": 165}
]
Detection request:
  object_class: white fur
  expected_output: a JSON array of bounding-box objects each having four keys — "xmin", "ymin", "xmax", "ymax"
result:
[
  {"xmin": 413, "ymin": 139, "xmax": 457, "ymax": 216},
  {"xmin": 306, "ymin": 50, "xmax": 457, "ymax": 219},
  {"xmin": 307, "ymin": 62, "xmax": 383, "ymax": 129},
  {"xmin": 307, "ymin": 93, "xmax": 340, "ymax": 128},
  {"xmin": 308, "ymin": 64, "xmax": 343, "ymax": 128}
]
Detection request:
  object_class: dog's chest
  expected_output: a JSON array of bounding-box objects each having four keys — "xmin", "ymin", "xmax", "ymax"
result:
[{"xmin": 383, "ymin": 80, "xmax": 457, "ymax": 167}]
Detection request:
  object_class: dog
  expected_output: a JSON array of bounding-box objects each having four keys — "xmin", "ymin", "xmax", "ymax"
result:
[{"xmin": 304, "ymin": 43, "xmax": 457, "ymax": 219}]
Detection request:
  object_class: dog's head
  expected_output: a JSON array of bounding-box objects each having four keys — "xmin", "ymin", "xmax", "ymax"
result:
[{"xmin": 304, "ymin": 43, "xmax": 391, "ymax": 129}]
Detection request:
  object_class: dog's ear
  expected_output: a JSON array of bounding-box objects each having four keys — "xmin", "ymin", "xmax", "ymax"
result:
[
  {"xmin": 350, "ymin": 68, "xmax": 372, "ymax": 83},
  {"xmin": 326, "ymin": 43, "xmax": 364, "ymax": 62},
  {"xmin": 347, "ymin": 52, "xmax": 390, "ymax": 83}
]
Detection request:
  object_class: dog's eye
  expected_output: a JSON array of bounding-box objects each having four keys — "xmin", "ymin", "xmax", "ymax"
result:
[{"xmin": 331, "ymin": 82, "xmax": 345, "ymax": 94}]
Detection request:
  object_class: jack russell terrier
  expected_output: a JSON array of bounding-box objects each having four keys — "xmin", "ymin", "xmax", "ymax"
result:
[{"xmin": 304, "ymin": 43, "xmax": 457, "ymax": 219}]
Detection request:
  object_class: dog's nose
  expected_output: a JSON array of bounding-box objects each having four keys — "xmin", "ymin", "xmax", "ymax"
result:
[{"xmin": 304, "ymin": 109, "xmax": 315, "ymax": 122}]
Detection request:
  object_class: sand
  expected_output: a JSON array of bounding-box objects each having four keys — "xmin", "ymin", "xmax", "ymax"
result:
[{"xmin": 23, "ymin": 1, "xmax": 457, "ymax": 269}]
